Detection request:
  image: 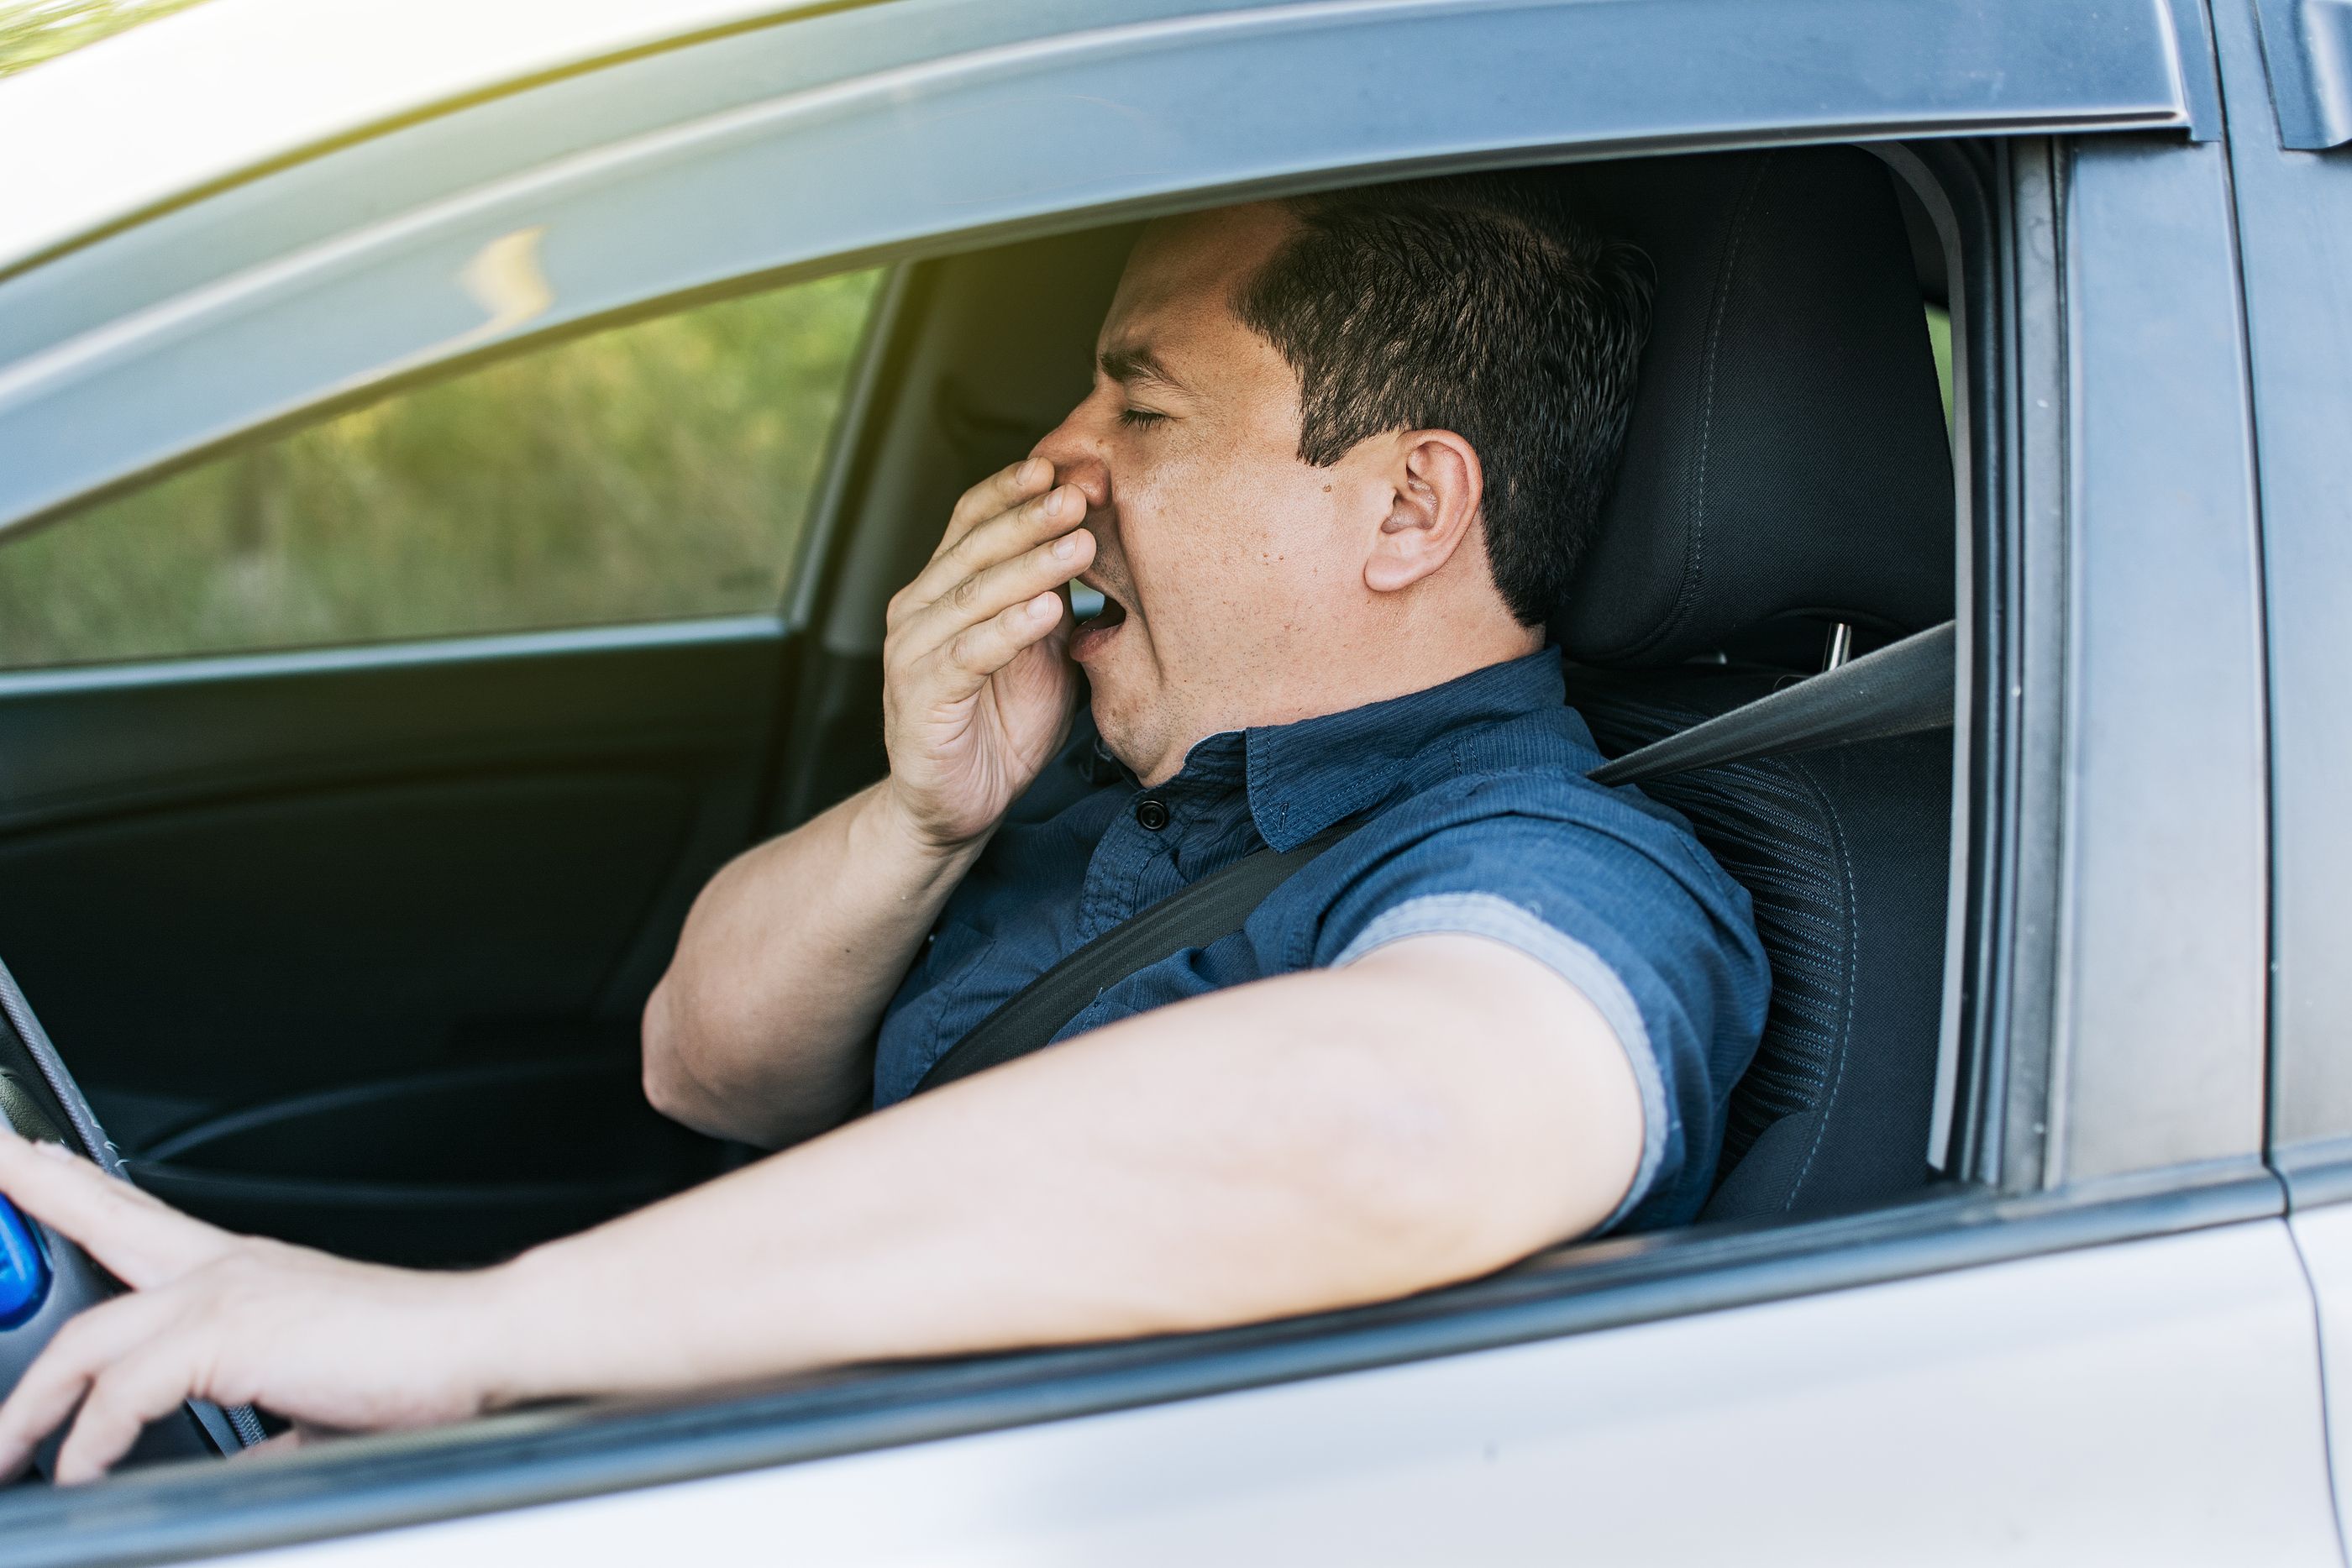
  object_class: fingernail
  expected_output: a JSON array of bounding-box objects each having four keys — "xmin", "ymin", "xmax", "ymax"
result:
[
  {"xmin": 1052, "ymin": 534, "xmax": 1078, "ymax": 559},
  {"xmin": 1022, "ymin": 458, "xmax": 1047, "ymax": 485},
  {"xmin": 1034, "ymin": 594, "xmax": 1059, "ymax": 619}
]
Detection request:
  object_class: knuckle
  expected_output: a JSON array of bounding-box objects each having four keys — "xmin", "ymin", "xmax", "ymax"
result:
[{"xmin": 77, "ymin": 1373, "xmax": 130, "ymax": 1420}]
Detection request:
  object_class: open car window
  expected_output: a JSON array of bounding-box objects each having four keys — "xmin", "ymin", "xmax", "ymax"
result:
[{"xmin": 0, "ymin": 270, "xmax": 880, "ymax": 669}]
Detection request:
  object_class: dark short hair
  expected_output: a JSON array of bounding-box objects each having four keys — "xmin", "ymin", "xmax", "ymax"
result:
[{"xmin": 1231, "ymin": 174, "xmax": 1651, "ymax": 627}]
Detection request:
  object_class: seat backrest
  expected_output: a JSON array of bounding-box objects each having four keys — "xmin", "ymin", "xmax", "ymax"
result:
[
  {"xmin": 1572, "ymin": 671, "xmax": 1952, "ymax": 1219},
  {"xmin": 1557, "ymin": 148, "xmax": 1956, "ymax": 1219}
]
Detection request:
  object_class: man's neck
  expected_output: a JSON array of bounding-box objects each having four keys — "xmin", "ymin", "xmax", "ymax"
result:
[{"xmin": 1126, "ymin": 622, "xmax": 1545, "ymax": 786}]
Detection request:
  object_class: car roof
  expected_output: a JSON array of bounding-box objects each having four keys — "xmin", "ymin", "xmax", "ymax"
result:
[{"xmin": 0, "ymin": 0, "xmax": 827, "ymax": 277}]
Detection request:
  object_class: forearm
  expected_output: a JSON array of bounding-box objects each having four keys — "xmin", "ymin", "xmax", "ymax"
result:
[
  {"xmin": 643, "ymin": 780, "xmax": 985, "ymax": 1146},
  {"xmin": 498, "ymin": 938, "xmax": 1640, "ymax": 1406}
]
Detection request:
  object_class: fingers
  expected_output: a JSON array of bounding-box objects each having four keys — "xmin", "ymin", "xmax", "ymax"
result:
[
  {"xmin": 890, "ymin": 522, "xmax": 1095, "ymax": 669},
  {"xmin": 893, "ymin": 481, "xmax": 1091, "ymax": 631},
  {"xmin": 52, "ymin": 1332, "xmax": 202, "ymax": 1484},
  {"xmin": 932, "ymin": 592, "xmax": 1069, "ymax": 695},
  {"xmin": 0, "ymin": 1288, "xmax": 171, "ymax": 1481},
  {"xmin": 936, "ymin": 456, "xmax": 1054, "ymax": 559},
  {"xmin": 0, "ymin": 1129, "xmax": 236, "ymax": 1290}
]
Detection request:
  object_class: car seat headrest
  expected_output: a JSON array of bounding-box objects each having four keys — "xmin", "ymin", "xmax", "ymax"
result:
[{"xmin": 1556, "ymin": 148, "xmax": 1956, "ymax": 668}]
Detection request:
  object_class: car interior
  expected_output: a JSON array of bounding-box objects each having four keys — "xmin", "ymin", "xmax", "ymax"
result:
[{"xmin": 0, "ymin": 140, "xmax": 1962, "ymax": 1476}]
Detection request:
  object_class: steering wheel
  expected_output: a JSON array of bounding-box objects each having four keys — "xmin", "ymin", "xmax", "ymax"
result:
[{"xmin": 0, "ymin": 962, "xmax": 251, "ymax": 1480}]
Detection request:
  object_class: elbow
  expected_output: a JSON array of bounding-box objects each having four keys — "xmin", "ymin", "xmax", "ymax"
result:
[{"xmin": 639, "ymin": 974, "xmax": 712, "ymax": 1130}]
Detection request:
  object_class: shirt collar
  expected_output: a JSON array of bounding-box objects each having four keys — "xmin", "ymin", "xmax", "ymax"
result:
[{"xmin": 1114, "ymin": 648, "xmax": 1566, "ymax": 851}]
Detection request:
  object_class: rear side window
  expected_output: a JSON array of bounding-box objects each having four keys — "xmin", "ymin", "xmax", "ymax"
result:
[{"xmin": 0, "ymin": 268, "xmax": 883, "ymax": 669}]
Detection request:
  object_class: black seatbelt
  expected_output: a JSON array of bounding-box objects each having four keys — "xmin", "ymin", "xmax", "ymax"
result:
[
  {"xmin": 913, "ymin": 617, "xmax": 1955, "ymax": 1094},
  {"xmin": 915, "ymin": 817, "xmax": 1360, "ymax": 1093},
  {"xmin": 1588, "ymin": 619, "xmax": 1955, "ymax": 786}
]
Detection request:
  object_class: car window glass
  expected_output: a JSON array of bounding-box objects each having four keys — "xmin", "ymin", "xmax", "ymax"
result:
[
  {"xmin": 1925, "ymin": 303, "xmax": 1953, "ymax": 427},
  {"xmin": 0, "ymin": 268, "xmax": 882, "ymax": 669}
]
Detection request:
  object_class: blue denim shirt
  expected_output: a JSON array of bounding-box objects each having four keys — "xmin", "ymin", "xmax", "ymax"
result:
[{"xmin": 874, "ymin": 648, "xmax": 1770, "ymax": 1232}]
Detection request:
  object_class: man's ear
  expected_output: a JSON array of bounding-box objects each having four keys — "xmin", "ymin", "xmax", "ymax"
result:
[{"xmin": 1363, "ymin": 430, "xmax": 1484, "ymax": 595}]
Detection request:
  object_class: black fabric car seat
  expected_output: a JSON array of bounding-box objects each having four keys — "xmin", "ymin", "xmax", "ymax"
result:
[{"xmin": 1557, "ymin": 148, "xmax": 1956, "ymax": 1221}]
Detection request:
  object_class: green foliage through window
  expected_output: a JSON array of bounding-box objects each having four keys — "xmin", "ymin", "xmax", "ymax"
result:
[{"xmin": 0, "ymin": 270, "xmax": 884, "ymax": 668}]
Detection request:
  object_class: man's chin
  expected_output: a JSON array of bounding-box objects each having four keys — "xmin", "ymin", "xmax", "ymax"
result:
[{"xmin": 1085, "ymin": 679, "xmax": 1159, "ymax": 780}]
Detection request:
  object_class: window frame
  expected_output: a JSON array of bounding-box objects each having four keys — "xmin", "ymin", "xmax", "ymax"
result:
[
  {"xmin": 0, "ymin": 0, "xmax": 2272, "ymax": 1556},
  {"xmin": 0, "ymin": 0, "xmax": 2200, "ymax": 543}
]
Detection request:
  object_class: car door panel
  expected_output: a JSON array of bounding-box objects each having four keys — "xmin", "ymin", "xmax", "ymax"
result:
[
  {"xmin": 0, "ymin": 621, "xmax": 789, "ymax": 1262},
  {"xmin": 226, "ymin": 1219, "xmax": 2343, "ymax": 1567},
  {"xmin": 2212, "ymin": 0, "xmax": 2352, "ymax": 1548}
]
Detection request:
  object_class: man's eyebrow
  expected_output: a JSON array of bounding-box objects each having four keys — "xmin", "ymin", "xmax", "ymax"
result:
[{"xmin": 1099, "ymin": 344, "xmax": 1189, "ymax": 393}]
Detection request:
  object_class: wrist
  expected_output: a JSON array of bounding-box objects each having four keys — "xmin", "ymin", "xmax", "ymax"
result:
[
  {"xmin": 465, "ymin": 1243, "xmax": 595, "ymax": 1410},
  {"xmin": 864, "ymin": 778, "xmax": 994, "ymax": 871}
]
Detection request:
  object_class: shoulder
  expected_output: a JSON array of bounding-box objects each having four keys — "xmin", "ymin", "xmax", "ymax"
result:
[
  {"xmin": 1260, "ymin": 705, "xmax": 1771, "ymax": 1235},
  {"xmin": 1320, "ymin": 702, "xmax": 1743, "ymax": 916}
]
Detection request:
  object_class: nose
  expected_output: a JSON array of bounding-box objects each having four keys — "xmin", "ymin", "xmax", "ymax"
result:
[{"xmin": 1031, "ymin": 391, "xmax": 1114, "ymax": 512}]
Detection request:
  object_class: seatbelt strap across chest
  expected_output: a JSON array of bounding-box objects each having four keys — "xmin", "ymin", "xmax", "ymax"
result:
[
  {"xmin": 911, "ymin": 618, "xmax": 1954, "ymax": 1095},
  {"xmin": 914, "ymin": 817, "xmax": 1360, "ymax": 1093}
]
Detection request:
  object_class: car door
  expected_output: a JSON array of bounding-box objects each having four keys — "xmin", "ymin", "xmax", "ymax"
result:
[
  {"xmin": 2210, "ymin": 0, "xmax": 2352, "ymax": 1548},
  {"xmin": 0, "ymin": 176, "xmax": 900, "ymax": 1272},
  {"xmin": 0, "ymin": 0, "xmax": 2334, "ymax": 1562}
]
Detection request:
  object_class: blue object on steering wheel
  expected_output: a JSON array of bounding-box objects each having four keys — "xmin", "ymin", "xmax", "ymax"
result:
[{"xmin": 0, "ymin": 1193, "xmax": 50, "ymax": 1329}]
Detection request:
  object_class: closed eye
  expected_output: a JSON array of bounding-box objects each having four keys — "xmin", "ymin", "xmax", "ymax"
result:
[{"xmin": 1117, "ymin": 406, "xmax": 1168, "ymax": 429}]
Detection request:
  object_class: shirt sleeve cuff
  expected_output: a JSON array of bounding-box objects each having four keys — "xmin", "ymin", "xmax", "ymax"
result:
[{"xmin": 1331, "ymin": 891, "xmax": 1668, "ymax": 1234}]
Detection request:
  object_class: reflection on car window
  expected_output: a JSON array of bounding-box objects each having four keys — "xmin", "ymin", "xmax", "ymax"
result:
[{"xmin": 0, "ymin": 268, "xmax": 883, "ymax": 669}]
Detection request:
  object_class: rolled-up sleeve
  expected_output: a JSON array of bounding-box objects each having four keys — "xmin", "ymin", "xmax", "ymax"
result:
[{"xmin": 1308, "ymin": 788, "xmax": 1770, "ymax": 1233}]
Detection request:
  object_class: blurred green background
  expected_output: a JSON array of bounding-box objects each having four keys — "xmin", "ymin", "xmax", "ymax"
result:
[{"xmin": 0, "ymin": 273, "xmax": 884, "ymax": 667}]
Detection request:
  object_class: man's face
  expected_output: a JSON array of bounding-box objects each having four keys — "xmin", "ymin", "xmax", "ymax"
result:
[{"xmin": 1032, "ymin": 204, "xmax": 1395, "ymax": 784}]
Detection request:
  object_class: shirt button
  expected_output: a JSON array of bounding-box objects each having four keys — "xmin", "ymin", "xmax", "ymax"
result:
[{"xmin": 1134, "ymin": 797, "xmax": 1171, "ymax": 831}]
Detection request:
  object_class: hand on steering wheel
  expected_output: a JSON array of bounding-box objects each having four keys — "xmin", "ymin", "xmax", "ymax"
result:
[{"xmin": 0, "ymin": 1128, "xmax": 506, "ymax": 1483}]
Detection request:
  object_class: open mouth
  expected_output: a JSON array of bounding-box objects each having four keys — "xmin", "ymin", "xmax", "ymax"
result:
[{"xmin": 1069, "ymin": 578, "xmax": 1129, "ymax": 657}]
